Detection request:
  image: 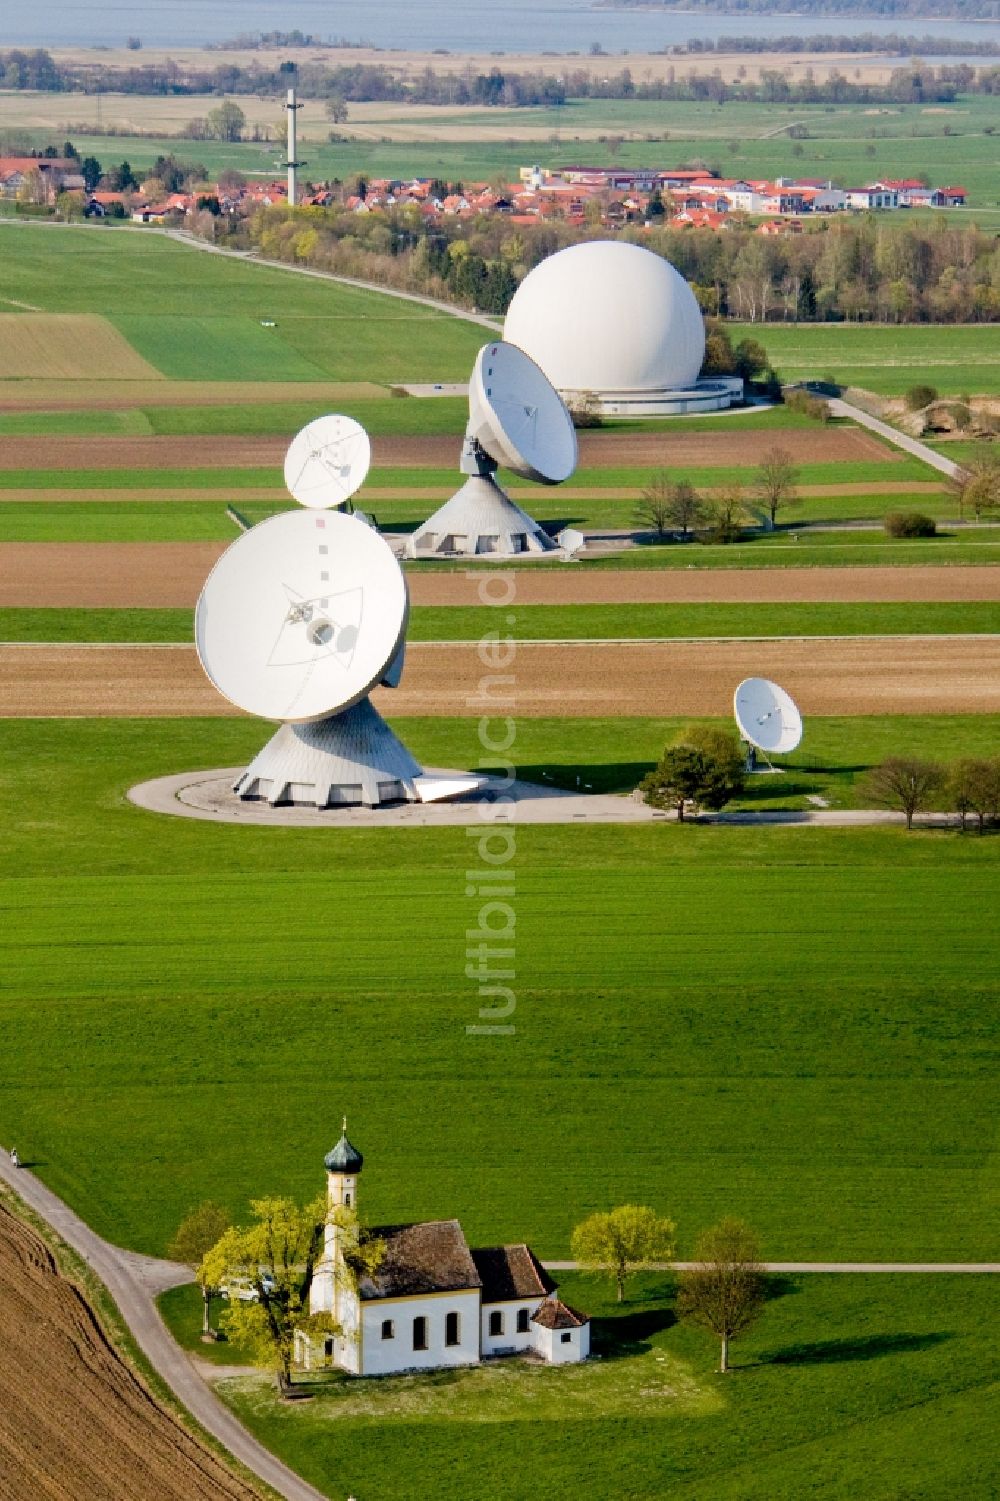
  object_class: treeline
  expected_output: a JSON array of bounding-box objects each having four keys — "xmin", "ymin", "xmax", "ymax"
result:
[
  {"xmin": 239, "ymin": 201, "xmax": 999, "ymax": 325},
  {"xmin": 613, "ymin": 0, "xmax": 1000, "ymax": 16},
  {"xmin": 679, "ymin": 31, "xmax": 1000, "ymax": 56},
  {"xmin": 2, "ymin": 47, "xmax": 998, "ymax": 105}
]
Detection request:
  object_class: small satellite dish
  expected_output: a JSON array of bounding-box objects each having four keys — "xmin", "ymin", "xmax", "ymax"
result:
[
  {"xmin": 734, "ymin": 677, "xmax": 803, "ymax": 759},
  {"xmin": 284, "ymin": 414, "xmax": 371, "ymax": 510},
  {"xmin": 467, "ymin": 341, "xmax": 577, "ymax": 484},
  {"xmin": 557, "ymin": 526, "xmax": 585, "ymax": 557},
  {"xmin": 196, "ymin": 509, "xmax": 407, "ymax": 724}
]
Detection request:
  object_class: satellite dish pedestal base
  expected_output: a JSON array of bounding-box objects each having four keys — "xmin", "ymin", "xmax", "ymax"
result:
[
  {"xmin": 234, "ymin": 698, "xmax": 423, "ymax": 809},
  {"xmin": 406, "ymin": 474, "xmax": 557, "ymax": 559}
]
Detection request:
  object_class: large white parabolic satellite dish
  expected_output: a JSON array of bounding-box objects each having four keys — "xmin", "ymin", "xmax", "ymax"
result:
[
  {"xmin": 283, "ymin": 414, "xmax": 372, "ymax": 509},
  {"xmin": 467, "ymin": 341, "xmax": 577, "ymax": 484},
  {"xmin": 196, "ymin": 509, "xmax": 407, "ymax": 724},
  {"xmin": 734, "ymin": 677, "xmax": 803, "ymax": 756}
]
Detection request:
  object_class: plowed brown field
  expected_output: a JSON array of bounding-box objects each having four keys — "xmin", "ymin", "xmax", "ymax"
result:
[
  {"xmin": 0, "ymin": 426, "xmax": 891, "ymax": 472},
  {"xmin": 0, "ymin": 1204, "xmax": 255, "ymax": 1501},
  {"xmin": 3, "ymin": 639, "xmax": 998, "ymax": 718},
  {"xmin": 1, "ymin": 546, "xmax": 996, "ymax": 608}
]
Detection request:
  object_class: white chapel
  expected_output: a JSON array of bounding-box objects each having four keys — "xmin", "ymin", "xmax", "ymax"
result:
[{"xmin": 297, "ymin": 1124, "xmax": 589, "ymax": 1377}]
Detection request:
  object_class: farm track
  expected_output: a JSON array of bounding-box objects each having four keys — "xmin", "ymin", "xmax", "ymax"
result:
[
  {"xmin": 0, "ymin": 427, "xmax": 893, "ymax": 472},
  {"xmin": 3, "ymin": 638, "xmax": 999, "ymax": 717},
  {"xmin": 1, "ymin": 547, "xmax": 995, "ymax": 608},
  {"xmin": 0, "ymin": 1202, "xmax": 257, "ymax": 1501}
]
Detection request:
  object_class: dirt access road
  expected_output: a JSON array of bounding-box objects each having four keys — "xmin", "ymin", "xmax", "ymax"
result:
[
  {"xmin": 0, "ymin": 426, "xmax": 890, "ymax": 472},
  {"xmin": 2, "ymin": 546, "xmax": 996, "ymax": 609},
  {"xmin": 3, "ymin": 638, "xmax": 998, "ymax": 718},
  {"xmin": 0, "ymin": 1203, "xmax": 257, "ymax": 1501}
]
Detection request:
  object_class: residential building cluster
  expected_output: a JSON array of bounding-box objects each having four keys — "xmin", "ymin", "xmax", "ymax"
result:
[{"xmin": 1, "ymin": 152, "xmax": 970, "ymax": 240}]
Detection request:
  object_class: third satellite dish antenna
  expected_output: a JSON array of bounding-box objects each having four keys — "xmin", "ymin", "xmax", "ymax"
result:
[
  {"xmin": 407, "ymin": 340, "xmax": 577, "ymax": 558},
  {"xmin": 467, "ymin": 340, "xmax": 577, "ymax": 484},
  {"xmin": 284, "ymin": 414, "xmax": 371, "ymax": 509},
  {"xmin": 734, "ymin": 677, "xmax": 803, "ymax": 773}
]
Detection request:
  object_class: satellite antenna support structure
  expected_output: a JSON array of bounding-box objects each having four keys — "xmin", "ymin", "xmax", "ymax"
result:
[
  {"xmin": 284, "ymin": 88, "xmax": 305, "ymax": 206},
  {"xmin": 408, "ymin": 341, "xmax": 577, "ymax": 559}
]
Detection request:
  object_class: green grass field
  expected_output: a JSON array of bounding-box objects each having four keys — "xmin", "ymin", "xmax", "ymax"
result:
[
  {"xmin": 1, "ymin": 602, "xmax": 995, "ymax": 644},
  {"xmin": 0, "ymin": 224, "xmax": 485, "ymax": 382},
  {"xmin": 201, "ymin": 1273, "xmax": 1000, "ymax": 1501},
  {"xmin": 0, "ymin": 716, "xmax": 996, "ymax": 1266},
  {"xmin": 727, "ymin": 323, "xmax": 1000, "ymax": 396}
]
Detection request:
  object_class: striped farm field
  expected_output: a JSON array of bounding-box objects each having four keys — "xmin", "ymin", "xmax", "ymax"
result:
[{"xmin": 0, "ymin": 313, "xmax": 162, "ymax": 381}]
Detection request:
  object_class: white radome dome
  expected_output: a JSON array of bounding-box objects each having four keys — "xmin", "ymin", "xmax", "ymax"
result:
[{"xmin": 502, "ymin": 240, "xmax": 706, "ymax": 396}]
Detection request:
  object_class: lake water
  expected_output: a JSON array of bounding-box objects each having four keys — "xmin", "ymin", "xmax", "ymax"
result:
[{"xmin": 2, "ymin": 0, "xmax": 998, "ymax": 57}]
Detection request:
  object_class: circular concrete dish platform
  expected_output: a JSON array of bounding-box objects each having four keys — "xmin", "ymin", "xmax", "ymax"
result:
[{"xmin": 128, "ymin": 768, "xmax": 658, "ymax": 828}]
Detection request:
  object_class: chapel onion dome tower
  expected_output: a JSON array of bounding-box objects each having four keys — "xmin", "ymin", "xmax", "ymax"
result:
[
  {"xmin": 502, "ymin": 240, "xmax": 742, "ymax": 417},
  {"xmin": 324, "ymin": 1119, "xmax": 363, "ymax": 1211},
  {"xmin": 325, "ymin": 1121, "xmax": 363, "ymax": 1175}
]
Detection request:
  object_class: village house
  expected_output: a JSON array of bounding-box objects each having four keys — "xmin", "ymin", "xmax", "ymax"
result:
[{"xmin": 295, "ymin": 1125, "xmax": 590, "ymax": 1377}]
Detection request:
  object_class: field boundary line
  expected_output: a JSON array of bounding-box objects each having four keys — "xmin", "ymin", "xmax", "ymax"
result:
[
  {"xmin": 3, "ymin": 633, "xmax": 998, "ymax": 650},
  {"xmin": 0, "ymin": 1155, "xmax": 328, "ymax": 1501}
]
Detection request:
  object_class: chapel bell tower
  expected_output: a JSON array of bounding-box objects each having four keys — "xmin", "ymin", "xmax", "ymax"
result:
[{"xmin": 324, "ymin": 1117, "xmax": 363, "ymax": 1211}]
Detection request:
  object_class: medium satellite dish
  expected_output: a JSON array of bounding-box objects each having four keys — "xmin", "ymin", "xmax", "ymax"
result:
[
  {"xmin": 407, "ymin": 340, "xmax": 575, "ymax": 558},
  {"xmin": 467, "ymin": 341, "xmax": 577, "ymax": 484},
  {"xmin": 733, "ymin": 677, "xmax": 803, "ymax": 757},
  {"xmin": 283, "ymin": 414, "xmax": 371, "ymax": 509},
  {"xmin": 196, "ymin": 509, "xmax": 407, "ymax": 724}
]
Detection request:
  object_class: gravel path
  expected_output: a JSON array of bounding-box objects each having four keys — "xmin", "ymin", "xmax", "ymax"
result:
[
  {"xmin": 830, "ymin": 397, "xmax": 960, "ymax": 479},
  {"xmin": 0, "ymin": 1157, "xmax": 329, "ymax": 1501}
]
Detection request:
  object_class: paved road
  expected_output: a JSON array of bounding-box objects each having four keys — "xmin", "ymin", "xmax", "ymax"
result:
[
  {"xmin": 831, "ymin": 397, "xmax": 960, "ymax": 479},
  {"xmin": 0, "ymin": 1155, "xmax": 327, "ymax": 1501}
]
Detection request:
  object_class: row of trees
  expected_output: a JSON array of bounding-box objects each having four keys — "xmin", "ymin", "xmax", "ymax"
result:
[
  {"xmin": 3, "ymin": 48, "xmax": 998, "ymax": 105},
  {"xmin": 636, "ymin": 446, "xmax": 803, "ymax": 544},
  {"xmin": 242, "ymin": 201, "xmax": 1000, "ymax": 327},
  {"xmin": 572, "ymin": 1206, "xmax": 765, "ymax": 1373},
  {"xmin": 864, "ymin": 756, "xmax": 1000, "ymax": 831}
]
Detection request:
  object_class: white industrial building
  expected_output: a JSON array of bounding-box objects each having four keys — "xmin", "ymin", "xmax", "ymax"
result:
[
  {"xmin": 297, "ymin": 1126, "xmax": 590, "ymax": 1377},
  {"xmin": 502, "ymin": 240, "xmax": 742, "ymax": 417}
]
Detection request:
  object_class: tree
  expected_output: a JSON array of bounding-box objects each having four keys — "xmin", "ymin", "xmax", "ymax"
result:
[
  {"xmin": 860, "ymin": 756, "xmax": 945, "ymax": 830},
  {"xmin": 81, "ymin": 155, "xmax": 102, "ymax": 192},
  {"xmin": 950, "ymin": 444, "xmax": 1000, "ymax": 521},
  {"xmin": 678, "ymin": 1218, "xmax": 766, "ymax": 1373},
  {"xmin": 106, "ymin": 160, "xmax": 138, "ymax": 192},
  {"xmin": 207, "ymin": 100, "xmax": 246, "ymax": 143},
  {"xmin": 665, "ymin": 480, "xmax": 707, "ymax": 540},
  {"xmin": 905, "ymin": 383, "xmax": 938, "ymax": 411},
  {"xmin": 635, "ymin": 471, "xmax": 673, "ymax": 539},
  {"xmin": 639, "ymin": 730, "xmax": 744, "ymax": 821},
  {"xmin": 325, "ymin": 97, "xmax": 349, "ymax": 124},
  {"xmin": 754, "ymin": 446, "xmax": 801, "ymax": 530},
  {"xmin": 571, "ymin": 1204, "xmax": 675, "ymax": 1302},
  {"xmin": 201, "ymin": 1196, "xmax": 383, "ymax": 1394},
  {"xmin": 701, "ymin": 488, "xmax": 746, "ymax": 545},
  {"xmin": 949, "ymin": 758, "xmax": 1000, "ymax": 834},
  {"xmin": 168, "ymin": 1201, "xmax": 232, "ymax": 1337}
]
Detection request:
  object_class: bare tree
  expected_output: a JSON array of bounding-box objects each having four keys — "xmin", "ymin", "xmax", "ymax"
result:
[
  {"xmin": 860, "ymin": 757, "xmax": 945, "ymax": 830},
  {"xmin": 665, "ymin": 480, "xmax": 708, "ymax": 539},
  {"xmin": 949, "ymin": 758, "xmax": 1000, "ymax": 833},
  {"xmin": 949, "ymin": 443, "xmax": 1000, "ymax": 520},
  {"xmin": 678, "ymin": 1218, "xmax": 766, "ymax": 1373},
  {"xmin": 702, "ymin": 487, "xmax": 746, "ymax": 545},
  {"xmin": 754, "ymin": 446, "xmax": 801, "ymax": 530},
  {"xmin": 635, "ymin": 471, "xmax": 673, "ymax": 540}
]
